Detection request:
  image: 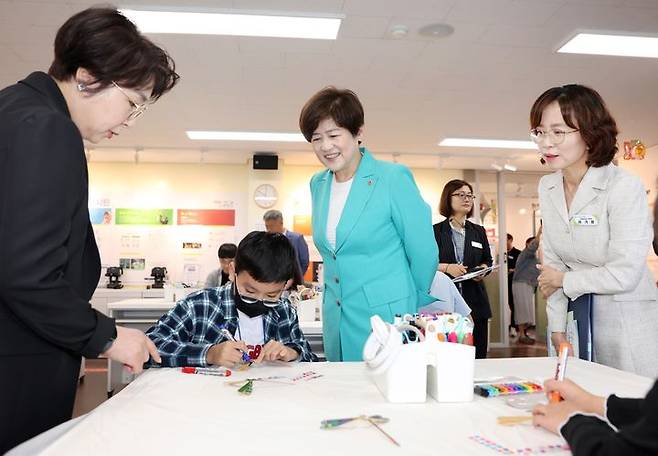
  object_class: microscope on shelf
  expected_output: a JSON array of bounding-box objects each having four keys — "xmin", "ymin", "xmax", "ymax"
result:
[
  {"xmin": 146, "ymin": 266, "xmax": 167, "ymax": 289},
  {"xmin": 105, "ymin": 267, "xmax": 124, "ymax": 289}
]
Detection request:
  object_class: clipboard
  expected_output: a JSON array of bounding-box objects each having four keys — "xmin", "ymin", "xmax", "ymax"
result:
[{"xmin": 452, "ymin": 265, "xmax": 499, "ymax": 283}]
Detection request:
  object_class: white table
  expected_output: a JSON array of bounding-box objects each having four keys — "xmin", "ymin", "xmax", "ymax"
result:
[{"xmin": 23, "ymin": 358, "xmax": 654, "ymax": 455}]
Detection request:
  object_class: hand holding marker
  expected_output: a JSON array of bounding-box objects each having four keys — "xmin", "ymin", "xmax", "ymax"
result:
[
  {"xmin": 221, "ymin": 328, "xmax": 253, "ymax": 364},
  {"xmin": 550, "ymin": 342, "xmax": 570, "ymax": 403}
]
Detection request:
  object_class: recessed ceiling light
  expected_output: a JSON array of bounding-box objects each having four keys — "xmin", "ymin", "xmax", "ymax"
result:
[
  {"xmin": 186, "ymin": 131, "xmax": 307, "ymax": 142},
  {"xmin": 504, "ymin": 164, "xmax": 518, "ymax": 172},
  {"xmin": 389, "ymin": 24, "xmax": 409, "ymax": 39},
  {"xmin": 418, "ymin": 23, "xmax": 454, "ymax": 39},
  {"xmin": 438, "ymin": 138, "xmax": 536, "ymax": 150},
  {"xmin": 119, "ymin": 9, "xmax": 342, "ymax": 39},
  {"xmin": 558, "ymin": 33, "xmax": 658, "ymax": 58}
]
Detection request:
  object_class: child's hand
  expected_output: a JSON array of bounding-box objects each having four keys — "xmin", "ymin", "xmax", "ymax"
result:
[
  {"xmin": 207, "ymin": 341, "xmax": 248, "ymax": 367},
  {"xmin": 255, "ymin": 340, "xmax": 298, "ymax": 363}
]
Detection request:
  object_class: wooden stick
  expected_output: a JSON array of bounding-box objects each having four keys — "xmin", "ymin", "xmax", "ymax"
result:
[{"xmin": 497, "ymin": 415, "xmax": 533, "ymax": 426}]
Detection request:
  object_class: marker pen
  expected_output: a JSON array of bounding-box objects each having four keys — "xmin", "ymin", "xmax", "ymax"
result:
[
  {"xmin": 220, "ymin": 328, "xmax": 253, "ymax": 363},
  {"xmin": 550, "ymin": 342, "xmax": 570, "ymax": 403},
  {"xmin": 182, "ymin": 366, "xmax": 231, "ymax": 377}
]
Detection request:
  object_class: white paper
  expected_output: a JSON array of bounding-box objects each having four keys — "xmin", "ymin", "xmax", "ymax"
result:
[{"xmin": 452, "ymin": 264, "xmax": 499, "ymax": 283}]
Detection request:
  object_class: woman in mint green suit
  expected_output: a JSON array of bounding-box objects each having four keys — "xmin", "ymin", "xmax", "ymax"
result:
[{"xmin": 299, "ymin": 87, "xmax": 438, "ymax": 361}]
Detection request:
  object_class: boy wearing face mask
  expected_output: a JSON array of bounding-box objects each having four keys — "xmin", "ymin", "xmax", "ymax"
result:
[{"xmin": 146, "ymin": 231, "xmax": 317, "ymax": 367}]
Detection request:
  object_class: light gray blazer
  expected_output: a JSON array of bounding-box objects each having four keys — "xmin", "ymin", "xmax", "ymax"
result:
[{"xmin": 538, "ymin": 163, "xmax": 657, "ymax": 333}]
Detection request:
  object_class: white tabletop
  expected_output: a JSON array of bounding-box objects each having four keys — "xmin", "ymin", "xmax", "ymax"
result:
[
  {"xmin": 29, "ymin": 357, "xmax": 653, "ymax": 455},
  {"xmin": 107, "ymin": 298, "xmax": 174, "ymax": 311}
]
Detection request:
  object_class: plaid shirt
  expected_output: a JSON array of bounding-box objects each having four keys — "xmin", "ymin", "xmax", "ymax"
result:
[{"xmin": 146, "ymin": 282, "xmax": 317, "ymax": 367}]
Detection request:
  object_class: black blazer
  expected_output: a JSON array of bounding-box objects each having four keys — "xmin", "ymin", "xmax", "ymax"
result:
[
  {"xmin": 0, "ymin": 72, "xmax": 115, "ymax": 357},
  {"xmin": 561, "ymin": 379, "xmax": 658, "ymax": 455},
  {"xmin": 433, "ymin": 219, "xmax": 493, "ymax": 319}
]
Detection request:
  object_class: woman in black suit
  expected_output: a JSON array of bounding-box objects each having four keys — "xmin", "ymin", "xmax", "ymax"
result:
[
  {"xmin": 433, "ymin": 179, "xmax": 493, "ymax": 358},
  {"xmin": 0, "ymin": 7, "xmax": 178, "ymax": 452}
]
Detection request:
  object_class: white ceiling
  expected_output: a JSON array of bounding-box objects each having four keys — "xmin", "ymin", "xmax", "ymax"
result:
[{"xmin": 1, "ymin": 0, "xmax": 658, "ymax": 171}]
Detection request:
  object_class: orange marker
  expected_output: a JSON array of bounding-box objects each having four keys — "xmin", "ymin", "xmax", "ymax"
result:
[{"xmin": 550, "ymin": 342, "xmax": 570, "ymax": 403}]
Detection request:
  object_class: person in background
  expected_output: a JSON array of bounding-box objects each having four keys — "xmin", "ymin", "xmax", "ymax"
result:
[
  {"xmin": 300, "ymin": 86, "xmax": 437, "ymax": 361},
  {"xmin": 512, "ymin": 227, "xmax": 542, "ymax": 345},
  {"xmin": 205, "ymin": 243, "xmax": 237, "ymax": 288},
  {"xmin": 263, "ymin": 209, "xmax": 310, "ymax": 276},
  {"xmin": 532, "ymin": 191, "xmax": 658, "ymax": 455},
  {"xmin": 533, "ymin": 84, "xmax": 658, "ymax": 377},
  {"xmin": 0, "ymin": 7, "xmax": 179, "ymax": 452},
  {"xmin": 434, "ymin": 179, "xmax": 493, "ymax": 359},
  {"xmin": 147, "ymin": 232, "xmax": 316, "ymax": 367},
  {"xmin": 506, "ymin": 233, "xmax": 521, "ymax": 338}
]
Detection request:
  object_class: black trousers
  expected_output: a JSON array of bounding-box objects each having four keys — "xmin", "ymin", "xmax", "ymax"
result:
[
  {"xmin": 473, "ymin": 318, "xmax": 489, "ymax": 359},
  {"xmin": 0, "ymin": 350, "xmax": 80, "ymax": 454},
  {"xmin": 507, "ymin": 276, "xmax": 517, "ymax": 330}
]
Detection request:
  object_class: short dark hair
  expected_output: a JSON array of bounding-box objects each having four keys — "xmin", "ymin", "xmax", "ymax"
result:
[
  {"xmin": 48, "ymin": 7, "xmax": 179, "ymax": 101},
  {"xmin": 530, "ymin": 84, "xmax": 618, "ymax": 167},
  {"xmin": 506, "ymin": 234, "xmax": 513, "ymax": 241},
  {"xmin": 439, "ymin": 179, "xmax": 474, "ymax": 218},
  {"xmin": 299, "ymin": 86, "xmax": 364, "ymax": 142},
  {"xmin": 234, "ymin": 231, "xmax": 296, "ymax": 284},
  {"xmin": 525, "ymin": 236, "xmax": 536, "ymax": 246},
  {"xmin": 217, "ymin": 243, "xmax": 237, "ymax": 259}
]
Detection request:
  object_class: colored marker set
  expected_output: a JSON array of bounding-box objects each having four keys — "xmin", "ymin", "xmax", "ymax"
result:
[
  {"xmin": 394, "ymin": 312, "xmax": 475, "ymax": 346},
  {"xmin": 475, "ymin": 381, "xmax": 543, "ymax": 398}
]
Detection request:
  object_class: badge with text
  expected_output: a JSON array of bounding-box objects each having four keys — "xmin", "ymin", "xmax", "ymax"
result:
[{"xmin": 571, "ymin": 215, "xmax": 598, "ymax": 226}]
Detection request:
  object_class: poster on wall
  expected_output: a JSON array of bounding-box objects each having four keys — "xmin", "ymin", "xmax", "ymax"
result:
[
  {"xmin": 177, "ymin": 209, "xmax": 235, "ymax": 226},
  {"xmin": 89, "ymin": 208, "xmax": 113, "ymax": 225},
  {"xmin": 116, "ymin": 208, "xmax": 173, "ymax": 225}
]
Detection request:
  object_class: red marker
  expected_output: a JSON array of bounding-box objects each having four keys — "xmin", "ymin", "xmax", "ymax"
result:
[
  {"xmin": 550, "ymin": 342, "xmax": 570, "ymax": 403},
  {"xmin": 182, "ymin": 366, "xmax": 231, "ymax": 377}
]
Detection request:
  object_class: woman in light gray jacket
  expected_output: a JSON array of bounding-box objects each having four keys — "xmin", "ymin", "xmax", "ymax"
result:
[{"xmin": 531, "ymin": 84, "xmax": 658, "ymax": 378}]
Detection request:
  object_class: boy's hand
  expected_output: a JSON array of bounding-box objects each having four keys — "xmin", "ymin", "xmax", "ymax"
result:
[
  {"xmin": 207, "ymin": 341, "xmax": 248, "ymax": 367},
  {"xmin": 255, "ymin": 340, "xmax": 298, "ymax": 363}
]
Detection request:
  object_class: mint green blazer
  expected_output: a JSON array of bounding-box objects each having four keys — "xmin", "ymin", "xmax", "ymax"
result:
[{"xmin": 310, "ymin": 149, "xmax": 438, "ymax": 361}]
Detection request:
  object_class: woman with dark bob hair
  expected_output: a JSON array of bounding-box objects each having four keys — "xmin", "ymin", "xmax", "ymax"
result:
[
  {"xmin": 532, "ymin": 84, "xmax": 657, "ymax": 377},
  {"xmin": 433, "ymin": 179, "xmax": 493, "ymax": 358},
  {"xmin": 299, "ymin": 87, "xmax": 438, "ymax": 361},
  {"xmin": 0, "ymin": 7, "xmax": 178, "ymax": 451}
]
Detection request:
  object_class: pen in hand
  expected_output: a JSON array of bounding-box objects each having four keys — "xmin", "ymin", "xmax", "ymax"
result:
[{"xmin": 220, "ymin": 328, "xmax": 253, "ymax": 364}]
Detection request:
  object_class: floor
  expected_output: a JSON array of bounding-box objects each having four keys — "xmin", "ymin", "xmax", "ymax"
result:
[{"xmin": 73, "ymin": 337, "xmax": 547, "ymax": 418}]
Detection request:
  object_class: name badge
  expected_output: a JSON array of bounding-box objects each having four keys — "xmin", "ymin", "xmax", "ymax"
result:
[
  {"xmin": 571, "ymin": 215, "xmax": 598, "ymax": 226},
  {"xmin": 471, "ymin": 241, "xmax": 483, "ymax": 249}
]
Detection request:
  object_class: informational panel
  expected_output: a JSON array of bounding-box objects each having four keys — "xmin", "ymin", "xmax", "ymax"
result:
[{"xmin": 90, "ymin": 191, "xmax": 247, "ymax": 286}]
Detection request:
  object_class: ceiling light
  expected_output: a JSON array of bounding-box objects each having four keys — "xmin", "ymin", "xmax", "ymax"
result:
[
  {"xmin": 418, "ymin": 23, "xmax": 454, "ymax": 39},
  {"xmin": 439, "ymin": 138, "xmax": 536, "ymax": 150},
  {"xmin": 186, "ymin": 131, "xmax": 307, "ymax": 142},
  {"xmin": 490, "ymin": 163, "xmax": 503, "ymax": 171},
  {"xmin": 504, "ymin": 164, "xmax": 518, "ymax": 172},
  {"xmin": 389, "ymin": 25, "xmax": 409, "ymax": 39},
  {"xmin": 558, "ymin": 33, "xmax": 658, "ymax": 58},
  {"xmin": 119, "ymin": 9, "xmax": 342, "ymax": 39}
]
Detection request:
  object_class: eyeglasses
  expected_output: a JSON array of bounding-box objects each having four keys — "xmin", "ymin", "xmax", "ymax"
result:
[
  {"xmin": 112, "ymin": 81, "xmax": 149, "ymax": 121},
  {"xmin": 451, "ymin": 192, "xmax": 475, "ymax": 201},
  {"xmin": 234, "ymin": 281, "xmax": 284, "ymax": 307},
  {"xmin": 529, "ymin": 128, "xmax": 579, "ymax": 145}
]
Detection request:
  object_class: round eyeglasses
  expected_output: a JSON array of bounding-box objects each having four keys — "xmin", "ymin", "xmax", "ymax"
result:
[
  {"xmin": 529, "ymin": 128, "xmax": 579, "ymax": 145},
  {"xmin": 234, "ymin": 281, "xmax": 284, "ymax": 307},
  {"xmin": 112, "ymin": 81, "xmax": 149, "ymax": 121},
  {"xmin": 451, "ymin": 192, "xmax": 475, "ymax": 201}
]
